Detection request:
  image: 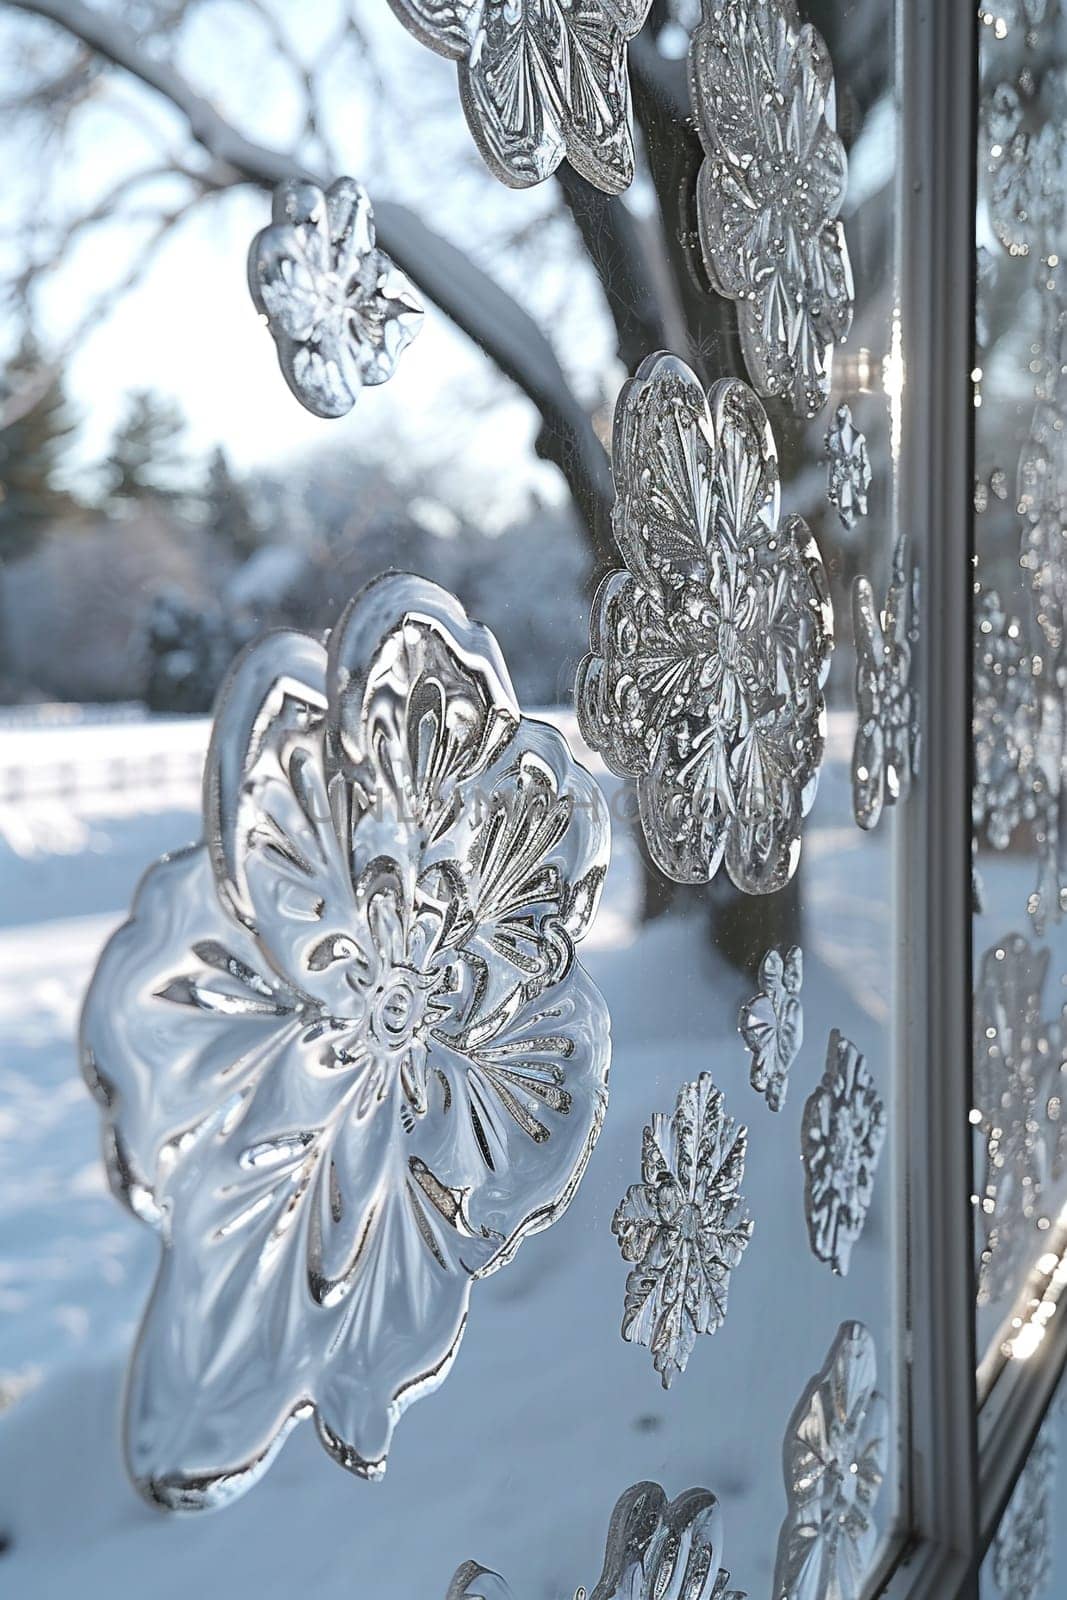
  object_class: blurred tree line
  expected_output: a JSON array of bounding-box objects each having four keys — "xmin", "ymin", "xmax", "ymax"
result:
[
  {"xmin": 0, "ymin": 332, "xmax": 246, "ymax": 548},
  {"xmin": 0, "ymin": 330, "xmax": 590, "ymax": 713}
]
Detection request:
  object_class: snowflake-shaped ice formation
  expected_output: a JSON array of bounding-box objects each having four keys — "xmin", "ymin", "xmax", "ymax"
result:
[
  {"xmin": 612, "ymin": 1073, "xmax": 753, "ymax": 1388},
  {"xmin": 801, "ymin": 1030, "xmax": 887, "ymax": 1276},
  {"xmin": 81, "ymin": 573, "xmax": 611, "ymax": 1509},
  {"xmin": 577, "ymin": 352, "xmax": 834, "ymax": 893},
  {"xmin": 448, "ymin": 1479, "xmax": 747, "ymax": 1600},
  {"xmin": 772, "ymin": 1322, "xmax": 888, "ymax": 1600},
  {"xmin": 825, "ymin": 404, "xmax": 871, "ymax": 531},
  {"xmin": 738, "ymin": 945, "xmax": 803, "ymax": 1113},
  {"xmin": 387, "ymin": 0, "xmax": 653, "ymax": 193},
  {"xmin": 248, "ymin": 177, "xmax": 422, "ymax": 418},
  {"xmin": 851, "ymin": 535, "xmax": 921, "ymax": 832},
  {"xmin": 689, "ymin": 0, "xmax": 854, "ymax": 416}
]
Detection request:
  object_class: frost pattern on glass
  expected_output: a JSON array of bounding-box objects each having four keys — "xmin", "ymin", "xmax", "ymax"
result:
[
  {"xmin": 974, "ymin": 588, "xmax": 1044, "ymax": 849},
  {"xmin": 987, "ymin": 80, "xmax": 1022, "ymax": 159},
  {"xmin": 973, "ymin": 586, "xmax": 1063, "ymax": 934},
  {"xmin": 80, "ymin": 573, "xmax": 611, "ymax": 1510},
  {"xmin": 986, "ymin": 82, "xmax": 1063, "ymax": 259},
  {"xmin": 772, "ymin": 1322, "xmax": 888, "ymax": 1600},
  {"xmin": 1014, "ymin": 263, "xmax": 1067, "ymax": 931},
  {"xmin": 248, "ymin": 177, "xmax": 422, "ymax": 418},
  {"xmin": 689, "ymin": 0, "xmax": 854, "ymax": 417},
  {"xmin": 1019, "ymin": 274, "xmax": 1067, "ymax": 656},
  {"xmin": 738, "ymin": 945, "xmax": 803, "ymax": 1113},
  {"xmin": 993, "ymin": 0, "xmax": 1052, "ymax": 29},
  {"xmin": 612, "ymin": 1072, "xmax": 753, "ymax": 1388},
  {"xmin": 992, "ymin": 1413, "xmax": 1056, "ymax": 1600},
  {"xmin": 448, "ymin": 1480, "xmax": 746, "ymax": 1600},
  {"xmin": 973, "ymin": 934, "xmax": 1065, "ymax": 1306},
  {"xmin": 824, "ymin": 404, "xmax": 871, "ymax": 532},
  {"xmin": 851, "ymin": 535, "xmax": 921, "ymax": 832},
  {"xmin": 386, "ymin": 0, "xmax": 653, "ymax": 194},
  {"xmin": 577, "ymin": 353, "xmax": 834, "ymax": 892},
  {"xmin": 801, "ymin": 1030, "xmax": 887, "ymax": 1277}
]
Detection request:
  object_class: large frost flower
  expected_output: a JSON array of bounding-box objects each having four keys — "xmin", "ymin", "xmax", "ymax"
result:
[
  {"xmin": 689, "ymin": 0, "xmax": 854, "ymax": 417},
  {"xmin": 851, "ymin": 535, "xmax": 920, "ymax": 832},
  {"xmin": 612, "ymin": 1072, "xmax": 753, "ymax": 1388},
  {"xmin": 577, "ymin": 353, "xmax": 833, "ymax": 892},
  {"xmin": 773, "ymin": 1322, "xmax": 888, "ymax": 1600},
  {"xmin": 447, "ymin": 1480, "xmax": 747, "ymax": 1600},
  {"xmin": 387, "ymin": 0, "xmax": 653, "ymax": 193},
  {"xmin": 248, "ymin": 177, "xmax": 422, "ymax": 418},
  {"xmin": 801, "ymin": 1030, "xmax": 886, "ymax": 1277},
  {"xmin": 81, "ymin": 574, "xmax": 611, "ymax": 1510}
]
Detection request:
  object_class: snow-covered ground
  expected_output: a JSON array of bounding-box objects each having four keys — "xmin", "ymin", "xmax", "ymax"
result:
[{"xmin": 0, "ymin": 712, "xmax": 901, "ymax": 1600}]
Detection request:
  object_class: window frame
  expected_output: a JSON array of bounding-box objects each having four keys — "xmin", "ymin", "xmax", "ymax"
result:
[
  {"xmin": 883, "ymin": 2, "xmax": 1067, "ymax": 1594},
  {"xmin": 882, "ymin": 0, "xmax": 979, "ymax": 1593}
]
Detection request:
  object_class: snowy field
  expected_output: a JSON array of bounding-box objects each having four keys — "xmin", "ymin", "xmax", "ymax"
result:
[{"xmin": 0, "ymin": 711, "xmax": 902, "ymax": 1600}]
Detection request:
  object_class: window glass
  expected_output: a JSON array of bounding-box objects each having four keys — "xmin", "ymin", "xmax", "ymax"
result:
[
  {"xmin": 973, "ymin": 3, "xmax": 1067, "ymax": 1397},
  {"xmin": 0, "ymin": 4, "xmax": 909, "ymax": 1595}
]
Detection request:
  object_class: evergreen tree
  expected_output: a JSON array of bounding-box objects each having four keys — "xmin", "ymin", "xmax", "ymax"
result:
[
  {"xmin": 105, "ymin": 389, "xmax": 187, "ymax": 502},
  {"xmin": 0, "ymin": 334, "xmax": 78, "ymax": 560},
  {"xmin": 203, "ymin": 445, "xmax": 259, "ymax": 561}
]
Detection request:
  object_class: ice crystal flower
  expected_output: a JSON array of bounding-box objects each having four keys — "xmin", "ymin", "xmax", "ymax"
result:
[
  {"xmin": 825, "ymin": 404, "xmax": 871, "ymax": 532},
  {"xmin": 586, "ymin": 1482, "xmax": 747, "ymax": 1600},
  {"xmin": 387, "ymin": 0, "xmax": 653, "ymax": 193},
  {"xmin": 612, "ymin": 1073, "xmax": 753, "ymax": 1388},
  {"xmin": 447, "ymin": 1480, "xmax": 747, "ymax": 1600},
  {"xmin": 801, "ymin": 1030, "xmax": 886, "ymax": 1276},
  {"xmin": 81, "ymin": 574, "xmax": 611, "ymax": 1510},
  {"xmin": 851, "ymin": 535, "xmax": 920, "ymax": 832},
  {"xmin": 577, "ymin": 353, "xmax": 834, "ymax": 893},
  {"xmin": 738, "ymin": 945, "xmax": 803, "ymax": 1113},
  {"xmin": 248, "ymin": 177, "xmax": 422, "ymax": 418},
  {"xmin": 689, "ymin": 0, "xmax": 854, "ymax": 417},
  {"xmin": 772, "ymin": 1322, "xmax": 888, "ymax": 1600}
]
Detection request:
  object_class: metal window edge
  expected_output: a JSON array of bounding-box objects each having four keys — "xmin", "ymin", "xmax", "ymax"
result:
[{"xmin": 888, "ymin": 0, "xmax": 980, "ymax": 1595}]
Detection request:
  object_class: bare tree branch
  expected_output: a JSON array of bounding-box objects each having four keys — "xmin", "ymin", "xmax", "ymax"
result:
[
  {"xmin": 3, "ymin": 0, "xmax": 614, "ymax": 554},
  {"xmin": 1, "ymin": 193, "xmax": 210, "ymax": 429},
  {"xmin": 553, "ymin": 164, "xmax": 672, "ymax": 376},
  {"xmin": 0, "ymin": 38, "xmax": 96, "ymax": 116},
  {"xmin": 629, "ymin": 35, "xmax": 745, "ymax": 387},
  {"xmin": 237, "ymin": 0, "xmax": 340, "ymax": 173}
]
